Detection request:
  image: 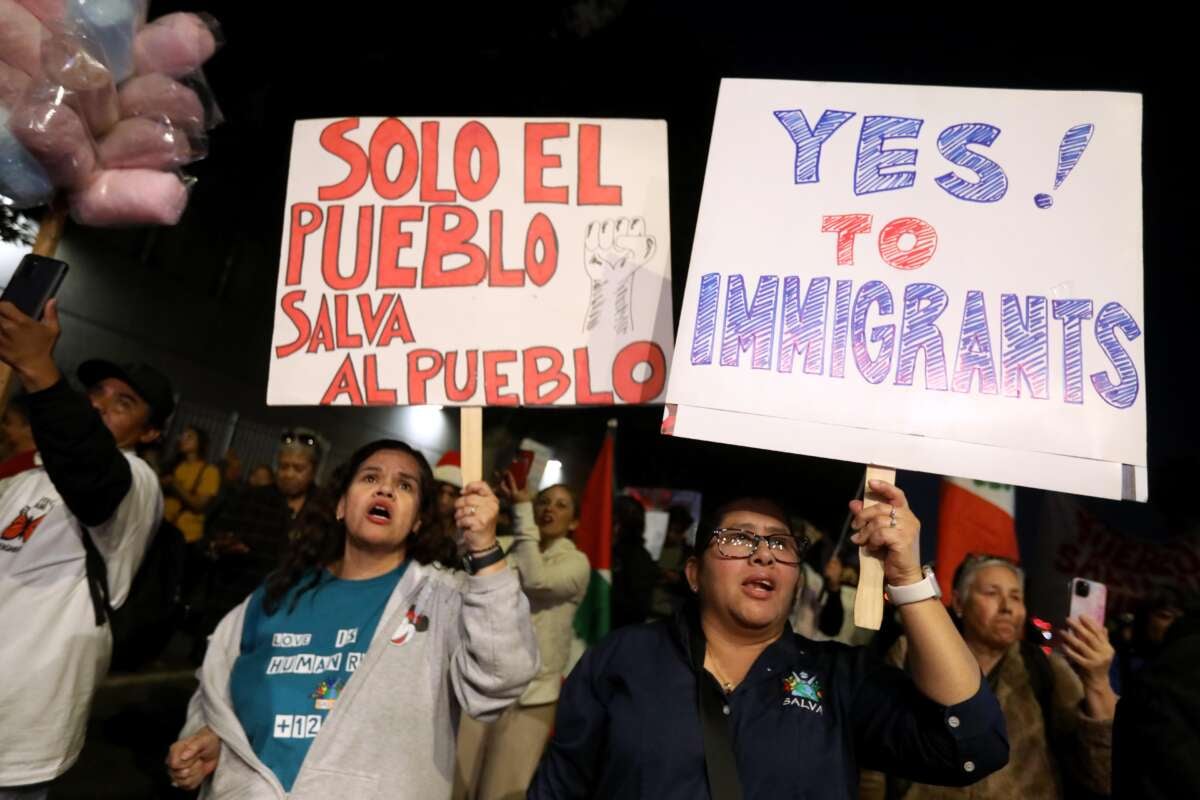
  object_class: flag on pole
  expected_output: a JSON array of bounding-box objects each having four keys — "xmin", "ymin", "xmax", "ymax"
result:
[
  {"xmin": 568, "ymin": 420, "xmax": 616, "ymax": 669},
  {"xmin": 935, "ymin": 477, "xmax": 1018, "ymax": 604}
]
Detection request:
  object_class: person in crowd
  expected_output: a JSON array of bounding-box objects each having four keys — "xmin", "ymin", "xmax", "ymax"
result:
[
  {"xmin": 611, "ymin": 495, "xmax": 656, "ymax": 628},
  {"xmin": 1113, "ymin": 587, "xmax": 1184, "ymax": 691},
  {"xmin": 203, "ymin": 428, "xmax": 324, "ymax": 631},
  {"xmin": 248, "ymin": 464, "xmax": 274, "ymax": 488},
  {"xmin": 530, "ymin": 481, "xmax": 1008, "ymax": 799},
  {"xmin": 456, "ymin": 478, "xmax": 590, "ymax": 799},
  {"xmin": 204, "ymin": 451, "xmax": 247, "ymax": 533},
  {"xmin": 861, "ymin": 554, "xmax": 1115, "ymax": 799},
  {"xmin": 166, "ymin": 438, "xmax": 539, "ymax": 798},
  {"xmin": 649, "ymin": 505, "xmax": 694, "ymax": 621},
  {"xmin": 162, "ymin": 425, "xmax": 221, "ymax": 545},
  {"xmin": 433, "ymin": 451, "xmax": 463, "ymax": 534},
  {"xmin": 423, "ymin": 450, "xmax": 464, "ymax": 567},
  {"xmin": 1113, "ymin": 597, "xmax": 1200, "ymax": 799},
  {"xmin": 789, "ymin": 519, "xmax": 847, "ymax": 641},
  {"xmin": 0, "ymin": 393, "xmax": 37, "ymax": 479},
  {"xmin": 0, "ymin": 299, "xmax": 172, "ymax": 799}
]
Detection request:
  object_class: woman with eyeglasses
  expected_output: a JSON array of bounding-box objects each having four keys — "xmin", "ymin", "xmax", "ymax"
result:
[
  {"xmin": 529, "ymin": 480, "xmax": 1009, "ymax": 800},
  {"xmin": 197, "ymin": 429, "xmax": 329, "ymax": 658},
  {"xmin": 166, "ymin": 439, "xmax": 539, "ymax": 798}
]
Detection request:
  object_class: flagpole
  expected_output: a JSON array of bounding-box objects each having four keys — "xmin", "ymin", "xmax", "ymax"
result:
[{"xmin": 606, "ymin": 416, "xmax": 618, "ymax": 503}]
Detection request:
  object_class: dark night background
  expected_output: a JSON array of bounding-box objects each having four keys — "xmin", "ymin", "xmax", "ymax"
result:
[
  {"xmin": 38, "ymin": 1, "xmax": 1185, "ymax": 542},
  {"xmin": 2, "ymin": 3, "xmax": 1191, "ymax": 797}
]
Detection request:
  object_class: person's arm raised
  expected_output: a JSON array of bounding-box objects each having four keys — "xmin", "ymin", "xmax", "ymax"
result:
[
  {"xmin": 0, "ymin": 300, "xmax": 133, "ymax": 526},
  {"xmin": 849, "ymin": 479, "xmax": 979, "ymax": 705},
  {"xmin": 456, "ymin": 480, "xmax": 505, "ymax": 576}
]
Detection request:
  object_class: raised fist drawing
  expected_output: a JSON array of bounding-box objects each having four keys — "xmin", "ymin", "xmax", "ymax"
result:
[{"xmin": 583, "ymin": 217, "xmax": 656, "ymax": 335}]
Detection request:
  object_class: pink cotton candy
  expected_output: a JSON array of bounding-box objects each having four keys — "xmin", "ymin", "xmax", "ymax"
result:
[
  {"xmin": 0, "ymin": 0, "xmax": 45, "ymax": 79},
  {"xmin": 16, "ymin": 0, "xmax": 66, "ymax": 23},
  {"xmin": 97, "ymin": 116, "xmax": 189, "ymax": 169},
  {"xmin": 40, "ymin": 30, "xmax": 121, "ymax": 134},
  {"xmin": 0, "ymin": 62, "xmax": 32, "ymax": 108},
  {"xmin": 11, "ymin": 99, "xmax": 96, "ymax": 188},
  {"xmin": 133, "ymin": 13, "xmax": 217, "ymax": 78},
  {"xmin": 118, "ymin": 72, "xmax": 205, "ymax": 132},
  {"xmin": 69, "ymin": 168, "xmax": 187, "ymax": 226},
  {"xmin": 75, "ymin": 81, "xmax": 120, "ymax": 134}
]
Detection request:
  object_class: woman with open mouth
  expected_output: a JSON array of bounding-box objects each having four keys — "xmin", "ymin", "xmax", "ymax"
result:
[
  {"xmin": 456, "ymin": 476, "xmax": 591, "ymax": 798},
  {"xmin": 166, "ymin": 439, "xmax": 539, "ymax": 799},
  {"xmin": 530, "ymin": 481, "xmax": 1010, "ymax": 799}
]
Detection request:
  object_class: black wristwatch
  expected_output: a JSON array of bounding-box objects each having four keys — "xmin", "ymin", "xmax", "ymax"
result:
[{"xmin": 462, "ymin": 543, "xmax": 506, "ymax": 574}]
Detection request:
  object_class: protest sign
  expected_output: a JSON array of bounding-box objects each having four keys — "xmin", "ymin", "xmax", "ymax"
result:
[
  {"xmin": 666, "ymin": 79, "xmax": 1145, "ymax": 503},
  {"xmin": 269, "ymin": 117, "xmax": 673, "ymax": 409}
]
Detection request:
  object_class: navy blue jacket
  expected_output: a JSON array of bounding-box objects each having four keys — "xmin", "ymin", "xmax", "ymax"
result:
[{"xmin": 529, "ymin": 612, "xmax": 1008, "ymax": 799}]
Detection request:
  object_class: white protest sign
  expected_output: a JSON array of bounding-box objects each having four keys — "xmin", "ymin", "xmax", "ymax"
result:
[
  {"xmin": 268, "ymin": 117, "xmax": 673, "ymax": 407},
  {"xmin": 665, "ymin": 79, "xmax": 1145, "ymax": 501}
]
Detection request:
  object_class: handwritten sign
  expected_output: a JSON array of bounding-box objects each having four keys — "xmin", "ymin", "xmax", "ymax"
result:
[
  {"xmin": 268, "ymin": 117, "xmax": 673, "ymax": 407},
  {"xmin": 665, "ymin": 79, "xmax": 1145, "ymax": 501}
]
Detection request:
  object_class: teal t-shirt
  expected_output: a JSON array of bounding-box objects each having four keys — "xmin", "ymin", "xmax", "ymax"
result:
[{"xmin": 230, "ymin": 562, "xmax": 408, "ymax": 791}]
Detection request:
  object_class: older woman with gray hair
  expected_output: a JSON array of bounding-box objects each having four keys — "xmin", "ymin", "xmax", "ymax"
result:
[{"xmin": 862, "ymin": 554, "xmax": 1117, "ymax": 800}]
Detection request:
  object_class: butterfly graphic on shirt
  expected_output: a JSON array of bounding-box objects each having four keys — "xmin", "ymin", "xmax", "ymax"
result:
[{"xmin": 0, "ymin": 498, "xmax": 55, "ymax": 544}]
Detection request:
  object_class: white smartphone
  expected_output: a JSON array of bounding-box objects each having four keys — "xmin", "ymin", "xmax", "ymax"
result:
[{"xmin": 1067, "ymin": 577, "xmax": 1107, "ymax": 628}]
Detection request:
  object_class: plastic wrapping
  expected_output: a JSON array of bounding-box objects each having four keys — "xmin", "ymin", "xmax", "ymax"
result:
[
  {"xmin": 20, "ymin": 0, "xmax": 69, "ymax": 24},
  {"xmin": 9, "ymin": 87, "xmax": 96, "ymax": 188},
  {"xmin": 0, "ymin": 0, "xmax": 44, "ymax": 78},
  {"xmin": 65, "ymin": 0, "xmax": 149, "ymax": 84},
  {"xmin": 97, "ymin": 115, "xmax": 195, "ymax": 169},
  {"xmin": 118, "ymin": 72, "xmax": 205, "ymax": 133},
  {"xmin": 0, "ymin": 62, "xmax": 32, "ymax": 109},
  {"xmin": 0, "ymin": 104, "xmax": 55, "ymax": 208},
  {"xmin": 0, "ymin": 3, "xmax": 221, "ymax": 226},
  {"xmin": 133, "ymin": 11, "xmax": 220, "ymax": 78},
  {"xmin": 69, "ymin": 167, "xmax": 188, "ymax": 226},
  {"xmin": 41, "ymin": 27, "xmax": 120, "ymax": 134}
]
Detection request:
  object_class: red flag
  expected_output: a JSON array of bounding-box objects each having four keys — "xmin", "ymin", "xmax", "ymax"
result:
[
  {"xmin": 935, "ymin": 477, "xmax": 1019, "ymax": 604},
  {"xmin": 572, "ymin": 423, "xmax": 615, "ymax": 646}
]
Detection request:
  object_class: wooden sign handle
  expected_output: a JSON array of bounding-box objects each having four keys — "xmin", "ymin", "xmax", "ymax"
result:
[
  {"xmin": 0, "ymin": 199, "xmax": 69, "ymax": 410},
  {"xmin": 459, "ymin": 406, "xmax": 483, "ymax": 486},
  {"xmin": 853, "ymin": 464, "xmax": 896, "ymax": 630}
]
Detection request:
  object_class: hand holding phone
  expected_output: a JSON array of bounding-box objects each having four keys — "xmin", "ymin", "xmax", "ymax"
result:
[
  {"xmin": 0, "ymin": 255, "xmax": 68, "ymax": 391},
  {"xmin": 1, "ymin": 255, "xmax": 68, "ymax": 320},
  {"xmin": 1068, "ymin": 577, "xmax": 1107, "ymax": 629},
  {"xmin": 1059, "ymin": 578, "xmax": 1115, "ymax": 692}
]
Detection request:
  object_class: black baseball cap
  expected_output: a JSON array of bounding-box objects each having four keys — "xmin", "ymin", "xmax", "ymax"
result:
[{"xmin": 77, "ymin": 359, "xmax": 176, "ymax": 430}]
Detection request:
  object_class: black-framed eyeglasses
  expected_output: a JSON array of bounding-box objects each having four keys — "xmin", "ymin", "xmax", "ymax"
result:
[
  {"xmin": 708, "ymin": 528, "xmax": 810, "ymax": 565},
  {"xmin": 281, "ymin": 430, "xmax": 318, "ymax": 449}
]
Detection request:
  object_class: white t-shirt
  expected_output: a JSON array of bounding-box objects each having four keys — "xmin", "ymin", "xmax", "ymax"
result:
[{"xmin": 0, "ymin": 452, "xmax": 162, "ymax": 785}]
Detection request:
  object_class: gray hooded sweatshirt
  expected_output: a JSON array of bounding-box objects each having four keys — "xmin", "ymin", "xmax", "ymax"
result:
[{"xmin": 181, "ymin": 561, "xmax": 540, "ymax": 799}]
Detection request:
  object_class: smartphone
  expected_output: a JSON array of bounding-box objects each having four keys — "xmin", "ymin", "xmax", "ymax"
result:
[
  {"xmin": 1067, "ymin": 577, "xmax": 1107, "ymax": 628},
  {"xmin": 505, "ymin": 438, "xmax": 551, "ymax": 491},
  {"xmin": 1, "ymin": 254, "xmax": 68, "ymax": 320}
]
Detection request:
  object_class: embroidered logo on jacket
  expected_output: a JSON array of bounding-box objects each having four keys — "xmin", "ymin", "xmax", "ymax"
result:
[
  {"xmin": 390, "ymin": 604, "xmax": 430, "ymax": 646},
  {"xmin": 0, "ymin": 498, "xmax": 55, "ymax": 551},
  {"xmin": 783, "ymin": 671, "xmax": 824, "ymax": 714}
]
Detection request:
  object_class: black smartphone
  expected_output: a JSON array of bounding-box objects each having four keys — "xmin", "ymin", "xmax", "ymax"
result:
[{"xmin": 1, "ymin": 254, "xmax": 69, "ymax": 319}]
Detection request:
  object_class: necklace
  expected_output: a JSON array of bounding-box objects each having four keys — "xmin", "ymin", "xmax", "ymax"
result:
[{"xmin": 707, "ymin": 656, "xmax": 738, "ymax": 694}]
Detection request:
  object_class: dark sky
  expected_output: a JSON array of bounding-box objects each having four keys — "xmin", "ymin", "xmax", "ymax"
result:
[{"xmin": 71, "ymin": 1, "xmax": 1192, "ymax": 538}]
